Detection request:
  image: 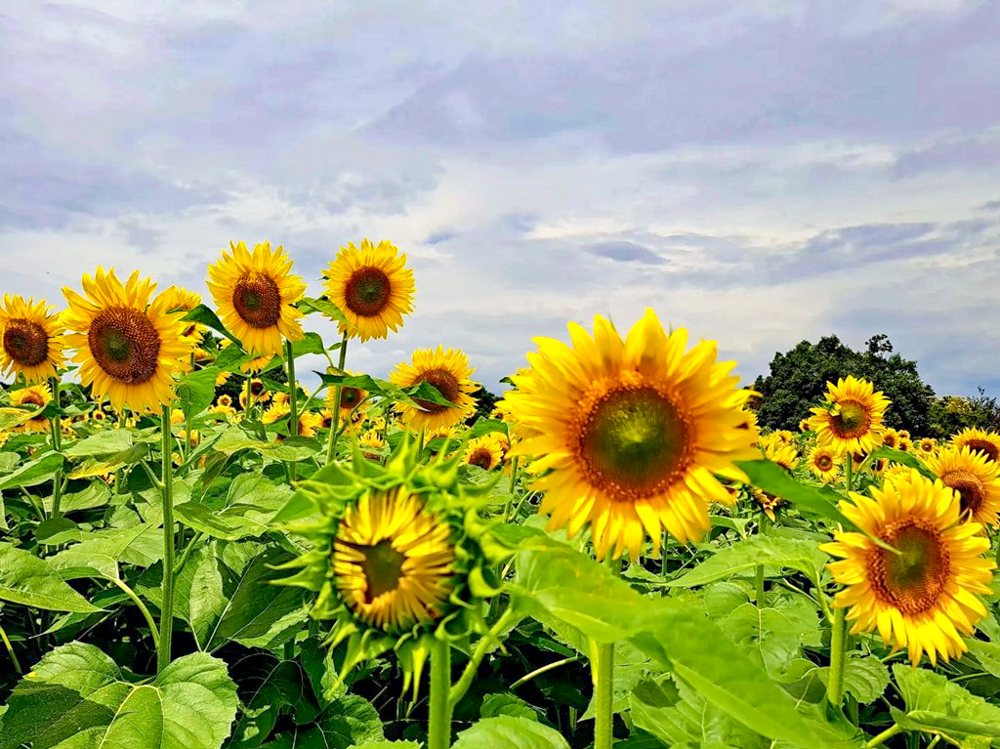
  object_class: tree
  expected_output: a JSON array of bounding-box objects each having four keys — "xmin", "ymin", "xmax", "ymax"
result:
[
  {"xmin": 467, "ymin": 385, "xmax": 501, "ymax": 425},
  {"xmin": 752, "ymin": 334, "xmax": 936, "ymax": 435},
  {"xmin": 927, "ymin": 389, "xmax": 1000, "ymax": 438}
]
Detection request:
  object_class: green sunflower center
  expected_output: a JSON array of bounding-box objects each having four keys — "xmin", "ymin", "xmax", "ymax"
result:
[
  {"xmin": 830, "ymin": 400, "xmax": 870, "ymax": 439},
  {"xmin": 345, "ymin": 267, "xmax": 392, "ymax": 317},
  {"xmin": 413, "ymin": 368, "xmax": 460, "ymax": 414},
  {"xmin": 3, "ymin": 318, "xmax": 49, "ymax": 367},
  {"xmin": 965, "ymin": 439, "xmax": 999, "ymax": 464},
  {"xmin": 871, "ymin": 522, "xmax": 949, "ymax": 615},
  {"xmin": 942, "ymin": 470, "xmax": 986, "ymax": 517},
  {"xmin": 233, "ymin": 273, "xmax": 282, "ymax": 328},
  {"xmin": 578, "ymin": 385, "xmax": 690, "ymax": 500},
  {"xmin": 88, "ymin": 307, "xmax": 161, "ymax": 384}
]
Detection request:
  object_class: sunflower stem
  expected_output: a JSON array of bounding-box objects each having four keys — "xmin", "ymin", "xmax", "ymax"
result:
[
  {"xmin": 0, "ymin": 621, "xmax": 21, "ymax": 674},
  {"xmin": 827, "ymin": 606, "xmax": 847, "ymax": 707},
  {"xmin": 865, "ymin": 723, "xmax": 902, "ymax": 748},
  {"xmin": 285, "ymin": 339, "xmax": 298, "ymax": 481},
  {"xmin": 157, "ymin": 404, "xmax": 177, "ymax": 674},
  {"xmin": 594, "ymin": 556, "xmax": 621, "ymax": 749},
  {"xmin": 450, "ymin": 606, "xmax": 520, "ymax": 708},
  {"xmin": 46, "ymin": 376, "xmax": 64, "ymax": 519},
  {"xmin": 845, "ymin": 454, "xmax": 854, "ymax": 493},
  {"xmin": 501, "ymin": 457, "xmax": 519, "ymax": 524},
  {"xmin": 428, "ymin": 636, "xmax": 453, "ymax": 749},
  {"xmin": 108, "ymin": 576, "xmax": 159, "ymax": 649},
  {"xmin": 324, "ymin": 331, "xmax": 350, "ymax": 464}
]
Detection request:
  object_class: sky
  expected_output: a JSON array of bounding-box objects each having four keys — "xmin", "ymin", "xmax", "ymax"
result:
[{"xmin": 2, "ymin": 0, "xmax": 999, "ymax": 398}]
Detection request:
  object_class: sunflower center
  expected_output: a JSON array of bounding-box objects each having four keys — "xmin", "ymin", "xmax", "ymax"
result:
[
  {"xmin": 831, "ymin": 400, "xmax": 870, "ymax": 439},
  {"xmin": 88, "ymin": 307, "xmax": 161, "ymax": 384},
  {"xmin": 882, "ymin": 434, "xmax": 896, "ymax": 448},
  {"xmin": 965, "ymin": 439, "xmax": 999, "ymax": 464},
  {"xmin": 576, "ymin": 384, "xmax": 690, "ymax": 501},
  {"xmin": 3, "ymin": 318, "xmax": 49, "ymax": 367},
  {"xmin": 250, "ymin": 381, "xmax": 266, "ymax": 397},
  {"xmin": 870, "ymin": 522, "xmax": 949, "ymax": 615},
  {"xmin": 816, "ymin": 455, "xmax": 834, "ymax": 471},
  {"xmin": 413, "ymin": 369, "xmax": 460, "ymax": 413},
  {"xmin": 20, "ymin": 393, "xmax": 48, "ymax": 421},
  {"xmin": 233, "ymin": 273, "xmax": 282, "ymax": 328},
  {"xmin": 340, "ymin": 386, "xmax": 362, "ymax": 409},
  {"xmin": 942, "ymin": 470, "xmax": 986, "ymax": 516},
  {"xmin": 468, "ymin": 448, "xmax": 494, "ymax": 470},
  {"xmin": 344, "ymin": 268, "xmax": 392, "ymax": 317}
]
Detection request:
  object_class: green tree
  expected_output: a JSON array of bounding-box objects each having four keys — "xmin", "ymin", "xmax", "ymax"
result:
[{"xmin": 927, "ymin": 389, "xmax": 1000, "ymax": 438}]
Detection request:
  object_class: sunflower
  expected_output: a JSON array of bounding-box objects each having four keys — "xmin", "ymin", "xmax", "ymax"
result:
[
  {"xmin": 760, "ymin": 436, "xmax": 799, "ymax": 472},
  {"xmin": 358, "ymin": 430, "xmax": 387, "ymax": 460},
  {"xmin": 952, "ymin": 428, "xmax": 1000, "ymax": 466},
  {"xmin": 62, "ymin": 268, "xmax": 193, "ymax": 413},
  {"xmin": 208, "ymin": 241, "xmax": 306, "ymax": 356},
  {"xmin": 807, "ymin": 376, "xmax": 890, "ymax": 456},
  {"xmin": 10, "ymin": 383, "xmax": 52, "ymax": 433},
  {"xmin": 799, "ymin": 418, "xmax": 811, "ymax": 432},
  {"xmin": 262, "ymin": 401, "xmax": 290, "ymax": 425},
  {"xmin": 897, "ymin": 437, "xmax": 913, "ymax": 453},
  {"xmin": 925, "ymin": 446, "xmax": 1000, "ymax": 528},
  {"xmin": 773, "ymin": 430, "xmax": 795, "ymax": 446},
  {"xmin": 752, "ymin": 488, "xmax": 783, "ymax": 522},
  {"xmin": 463, "ymin": 435, "xmax": 504, "ymax": 471},
  {"xmin": 216, "ymin": 370, "xmax": 232, "ymax": 388},
  {"xmin": 323, "ymin": 239, "xmax": 415, "ymax": 342},
  {"xmin": 161, "ymin": 286, "xmax": 204, "ymax": 345},
  {"xmin": 898, "ymin": 429, "xmax": 911, "ymax": 440},
  {"xmin": 808, "ymin": 446, "xmax": 840, "ymax": 482},
  {"xmin": 297, "ymin": 410, "xmax": 323, "ymax": 438},
  {"xmin": 208, "ymin": 403, "xmax": 237, "ymax": 419},
  {"xmin": 0, "ymin": 295, "xmax": 67, "ymax": 383},
  {"xmin": 880, "ymin": 430, "xmax": 899, "ymax": 450},
  {"xmin": 390, "ymin": 347, "xmax": 478, "ymax": 432},
  {"xmin": 821, "ymin": 469, "xmax": 995, "ymax": 666},
  {"xmin": 917, "ymin": 438, "xmax": 937, "ymax": 455},
  {"xmin": 499, "ymin": 309, "xmax": 758, "ymax": 561},
  {"xmin": 326, "ymin": 371, "xmax": 370, "ymax": 421},
  {"xmin": 218, "ymin": 394, "xmax": 234, "ymax": 408},
  {"xmin": 239, "ymin": 379, "xmax": 270, "ymax": 409}
]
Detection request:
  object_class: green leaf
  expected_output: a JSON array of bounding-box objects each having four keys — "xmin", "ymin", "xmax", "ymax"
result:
[
  {"xmin": 68, "ymin": 444, "xmax": 149, "ymax": 479},
  {"xmin": 228, "ymin": 655, "xmax": 320, "ymax": 748},
  {"xmin": 348, "ymin": 743, "xmax": 420, "ymax": 749},
  {"xmin": 721, "ymin": 594, "xmax": 822, "ymax": 678},
  {"xmin": 892, "ymin": 664, "xmax": 1000, "ymax": 740},
  {"xmin": 184, "ymin": 303, "xmax": 241, "ymax": 345},
  {"xmin": 64, "ymin": 429, "xmax": 137, "ymax": 457},
  {"xmin": 968, "ymin": 638, "xmax": 1000, "ymax": 679},
  {"xmin": 0, "ymin": 452, "xmax": 62, "ymax": 490},
  {"xmin": 297, "ymin": 296, "xmax": 347, "ymax": 324},
  {"xmin": 178, "ymin": 367, "xmax": 222, "ymax": 420},
  {"xmin": 260, "ymin": 694, "xmax": 383, "ymax": 749},
  {"xmin": 813, "ymin": 656, "xmax": 890, "ymax": 705},
  {"xmin": 49, "ymin": 524, "xmax": 163, "ymax": 580},
  {"xmin": 44, "ymin": 481, "xmax": 111, "ymax": 514},
  {"xmin": 668, "ymin": 533, "xmax": 827, "ymax": 588},
  {"xmin": 316, "ymin": 372, "xmax": 456, "ymax": 410},
  {"xmin": 481, "ymin": 694, "xmax": 543, "ymax": 722},
  {"xmin": 0, "ymin": 407, "xmax": 36, "ymax": 430},
  {"xmin": 452, "ymin": 716, "xmax": 571, "ymax": 749},
  {"xmin": 213, "ymin": 427, "xmax": 320, "ymax": 462},
  {"xmin": 868, "ymin": 446, "xmax": 936, "ymax": 480},
  {"xmin": 0, "ymin": 643, "xmax": 238, "ymax": 749},
  {"xmin": 0, "ymin": 543, "xmax": 100, "ymax": 613},
  {"xmin": 291, "ymin": 331, "xmax": 326, "ymax": 358}
]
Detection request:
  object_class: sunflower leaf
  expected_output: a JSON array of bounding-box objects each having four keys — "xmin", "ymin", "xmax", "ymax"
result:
[
  {"xmin": 867, "ymin": 446, "xmax": 936, "ymax": 480},
  {"xmin": 892, "ymin": 664, "xmax": 1000, "ymax": 739},
  {"xmin": 452, "ymin": 716, "xmax": 571, "ymax": 749},
  {"xmin": 667, "ymin": 533, "xmax": 826, "ymax": 588},
  {"xmin": 0, "ymin": 543, "xmax": 101, "ymax": 613},
  {"xmin": 0, "ymin": 452, "xmax": 63, "ymax": 491},
  {"xmin": 183, "ymin": 303, "xmax": 241, "ymax": 346},
  {"xmin": 316, "ymin": 372, "xmax": 456, "ymax": 409},
  {"xmin": 298, "ymin": 296, "xmax": 348, "ymax": 324},
  {"xmin": 0, "ymin": 406, "xmax": 37, "ymax": 431}
]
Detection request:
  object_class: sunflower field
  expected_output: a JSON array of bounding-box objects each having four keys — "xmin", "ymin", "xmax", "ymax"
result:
[{"xmin": 2, "ymin": 240, "xmax": 1000, "ymax": 749}]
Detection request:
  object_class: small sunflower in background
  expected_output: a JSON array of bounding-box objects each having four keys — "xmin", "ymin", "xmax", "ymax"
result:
[
  {"xmin": 880, "ymin": 429, "xmax": 899, "ymax": 450},
  {"xmin": 772, "ymin": 429, "xmax": 795, "ymax": 446},
  {"xmin": 752, "ymin": 488, "xmax": 783, "ymax": 522},
  {"xmin": 239, "ymin": 379, "xmax": 270, "ymax": 409},
  {"xmin": 897, "ymin": 436, "xmax": 913, "ymax": 453},
  {"xmin": 897, "ymin": 429, "xmax": 911, "ymax": 440},
  {"xmin": 917, "ymin": 437, "xmax": 937, "ymax": 456},
  {"xmin": 0, "ymin": 295, "xmax": 66, "ymax": 383},
  {"xmin": 208, "ymin": 241, "xmax": 306, "ymax": 356},
  {"xmin": 208, "ymin": 403, "xmax": 237, "ymax": 420},
  {"xmin": 925, "ymin": 446, "xmax": 1000, "ymax": 528},
  {"xmin": 807, "ymin": 445, "xmax": 840, "ymax": 483},
  {"xmin": 390, "ymin": 347, "xmax": 478, "ymax": 432},
  {"xmin": 807, "ymin": 376, "xmax": 890, "ymax": 456},
  {"xmin": 759, "ymin": 434, "xmax": 799, "ymax": 472},
  {"xmin": 463, "ymin": 435, "xmax": 504, "ymax": 471},
  {"xmin": 357, "ymin": 430, "xmax": 387, "ymax": 460},
  {"xmin": 326, "ymin": 371, "xmax": 369, "ymax": 421},
  {"xmin": 951, "ymin": 428, "xmax": 1000, "ymax": 466},
  {"xmin": 62, "ymin": 268, "xmax": 193, "ymax": 413},
  {"xmin": 821, "ymin": 468, "xmax": 994, "ymax": 666},
  {"xmin": 218, "ymin": 394, "xmax": 234, "ymax": 409},
  {"xmin": 161, "ymin": 286, "xmax": 205, "ymax": 348},
  {"xmin": 10, "ymin": 383, "xmax": 52, "ymax": 433},
  {"xmin": 798, "ymin": 418, "xmax": 811, "ymax": 432},
  {"xmin": 323, "ymin": 239, "xmax": 415, "ymax": 342},
  {"xmin": 499, "ymin": 308, "xmax": 758, "ymax": 561}
]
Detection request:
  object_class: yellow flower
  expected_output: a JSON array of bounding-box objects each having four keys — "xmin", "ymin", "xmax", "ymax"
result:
[
  {"xmin": 358, "ymin": 430, "xmax": 387, "ymax": 460},
  {"xmin": 917, "ymin": 438, "xmax": 937, "ymax": 455},
  {"xmin": 390, "ymin": 347, "xmax": 478, "ymax": 432},
  {"xmin": 807, "ymin": 376, "xmax": 890, "ymax": 456},
  {"xmin": 951, "ymin": 428, "xmax": 1000, "ymax": 466},
  {"xmin": 0, "ymin": 295, "xmax": 66, "ymax": 383},
  {"xmin": 925, "ymin": 446, "xmax": 1000, "ymax": 529},
  {"xmin": 499, "ymin": 309, "xmax": 757, "ymax": 560},
  {"xmin": 208, "ymin": 241, "xmax": 306, "ymax": 355},
  {"xmin": 62, "ymin": 268, "xmax": 193, "ymax": 413},
  {"xmin": 759, "ymin": 434, "xmax": 799, "ymax": 471},
  {"xmin": 880, "ymin": 429, "xmax": 899, "ymax": 450},
  {"xmin": 297, "ymin": 410, "xmax": 323, "ymax": 438},
  {"xmin": 323, "ymin": 239, "xmax": 415, "ymax": 341},
  {"xmin": 897, "ymin": 436, "xmax": 913, "ymax": 453},
  {"xmin": 799, "ymin": 418, "xmax": 811, "ymax": 432},
  {"xmin": 239, "ymin": 379, "xmax": 270, "ymax": 408},
  {"xmin": 808, "ymin": 446, "xmax": 840, "ymax": 482},
  {"xmin": 752, "ymin": 487, "xmax": 783, "ymax": 522},
  {"xmin": 897, "ymin": 429, "xmax": 911, "ymax": 440},
  {"xmin": 463, "ymin": 435, "xmax": 504, "ymax": 471},
  {"xmin": 161, "ymin": 286, "xmax": 204, "ymax": 345},
  {"xmin": 218, "ymin": 394, "xmax": 234, "ymax": 408},
  {"xmin": 821, "ymin": 469, "xmax": 995, "ymax": 666},
  {"xmin": 208, "ymin": 403, "xmax": 237, "ymax": 419},
  {"xmin": 326, "ymin": 370, "xmax": 369, "ymax": 421},
  {"xmin": 10, "ymin": 383, "xmax": 52, "ymax": 433}
]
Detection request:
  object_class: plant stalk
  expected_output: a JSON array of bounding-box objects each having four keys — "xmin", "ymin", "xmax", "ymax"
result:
[
  {"xmin": 594, "ymin": 556, "xmax": 621, "ymax": 749},
  {"xmin": 157, "ymin": 404, "xmax": 177, "ymax": 674},
  {"xmin": 428, "ymin": 636, "xmax": 453, "ymax": 749},
  {"xmin": 827, "ymin": 605, "xmax": 847, "ymax": 707},
  {"xmin": 49, "ymin": 376, "xmax": 63, "ymax": 518},
  {"xmin": 285, "ymin": 339, "xmax": 299, "ymax": 481},
  {"xmin": 501, "ymin": 456, "xmax": 520, "ymax": 524},
  {"xmin": 865, "ymin": 724, "xmax": 902, "ymax": 748},
  {"xmin": 109, "ymin": 577, "xmax": 160, "ymax": 648},
  {"xmin": 324, "ymin": 331, "xmax": 350, "ymax": 464},
  {"xmin": 0, "ymin": 621, "xmax": 21, "ymax": 673}
]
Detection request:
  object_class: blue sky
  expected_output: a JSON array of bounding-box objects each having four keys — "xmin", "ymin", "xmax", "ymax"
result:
[{"xmin": 2, "ymin": 1, "xmax": 999, "ymax": 397}]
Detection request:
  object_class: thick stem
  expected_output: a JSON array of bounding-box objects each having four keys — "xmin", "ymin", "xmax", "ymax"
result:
[
  {"xmin": 285, "ymin": 339, "xmax": 298, "ymax": 481},
  {"xmin": 49, "ymin": 377, "xmax": 63, "ymax": 518},
  {"xmin": 844, "ymin": 454, "xmax": 854, "ymax": 493},
  {"xmin": 0, "ymin": 621, "xmax": 22, "ymax": 673},
  {"xmin": 865, "ymin": 724, "xmax": 902, "ymax": 748},
  {"xmin": 157, "ymin": 404, "xmax": 176, "ymax": 674},
  {"xmin": 594, "ymin": 556, "xmax": 621, "ymax": 749},
  {"xmin": 450, "ymin": 607, "xmax": 520, "ymax": 707},
  {"xmin": 427, "ymin": 637, "xmax": 453, "ymax": 749},
  {"xmin": 109, "ymin": 577, "xmax": 160, "ymax": 648},
  {"xmin": 324, "ymin": 331, "xmax": 350, "ymax": 464},
  {"xmin": 828, "ymin": 606, "xmax": 847, "ymax": 707}
]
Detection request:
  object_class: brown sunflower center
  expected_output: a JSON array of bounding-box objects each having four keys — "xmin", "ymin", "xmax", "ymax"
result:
[
  {"xmin": 413, "ymin": 369, "xmax": 460, "ymax": 413},
  {"xmin": 869, "ymin": 522, "xmax": 949, "ymax": 615},
  {"xmin": 882, "ymin": 434, "xmax": 897, "ymax": 448},
  {"xmin": 830, "ymin": 400, "xmax": 871, "ymax": 439},
  {"xmin": 20, "ymin": 392, "xmax": 48, "ymax": 421},
  {"xmin": 468, "ymin": 447, "xmax": 494, "ymax": 470},
  {"xmin": 250, "ymin": 380, "xmax": 266, "ymax": 397},
  {"xmin": 942, "ymin": 469, "xmax": 986, "ymax": 516},
  {"xmin": 3, "ymin": 318, "xmax": 49, "ymax": 367},
  {"xmin": 964, "ymin": 439, "xmax": 999, "ymax": 464},
  {"xmin": 88, "ymin": 307, "xmax": 161, "ymax": 384},
  {"xmin": 232, "ymin": 273, "xmax": 282, "ymax": 328},
  {"xmin": 576, "ymin": 384, "xmax": 691, "ymax": 501},
  {"xmin": 816, "ymin": 454, "xmax": 834, "ymax": 471},
  {"xmin": 340, "ymin": 386, "xmax": 363, "ymax": 409},
  {"xmin": 344, "ymin": 267, "xmax": 392, "ymax": 317}
]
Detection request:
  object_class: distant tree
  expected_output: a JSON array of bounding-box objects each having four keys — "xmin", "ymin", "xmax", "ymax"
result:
[
  {"xmin": 927, "ymin": 389, "xmax": 1000, "ymax": 438},
  {"xmin": 752, "ymin": 334, "xmax": 935, "ymax": 435},
  {"xmin": 467, "ymin": 385, "xmax": 501, "ymax": 425}
]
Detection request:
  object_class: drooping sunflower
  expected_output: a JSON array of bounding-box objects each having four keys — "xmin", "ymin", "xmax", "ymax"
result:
[
  {"xmin": 807, "ymin": 376, "xmax": 890, "ymax": 456},
  {"xmin": 952, "ymin": 428, "xmax": 1000, "ymax": 466},
  {"xmin": 390, "ymin": 347, "xmax": 478, "ymax": 432},
  {"xmin": 499, "ymin": 309, "xmax": 758, "ymax": 560},
  {"xmin": 208, "ymin": 241, "xmax": 306, "ymax": 356},
  {"xmin": 10, "ymin": 383, "xmax": 52, "ymax": 433},
  {"xmin": 917, "ymin": 438, "xmax": 937, "ymax": 455},
  {"xmin": 323, "ymin": 239, "xmax": 415, "ymax": 342},
  {"xmin": 0, "ymin": 295, "xmax": 67, "ymax": 382},
  {"xmin": 808, "ymin": 446, "xmax": 840, "ymax": 482},
  {"xmin": 925, "ymin": 446, "xmax": 1000, "ymax": 528},
  {"xmin": 752, "ymin": 488, "xmax": 783, "ymax": 522},
  {"xmin": 463, "ymin": 435, "xmax": 504, "ymax": 471},
  {"xmin": 62, "ymin": 268, "xmax": 193, "ymax": 413},
  {"xmin": 821, "ymin": 469, "xmax": 995, "ymax": 666}
]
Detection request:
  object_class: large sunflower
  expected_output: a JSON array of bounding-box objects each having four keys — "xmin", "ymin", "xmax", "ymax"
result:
[
  {"xmin": 807, "ymin": 445, "xmax": 840, "ymax": 483},
  {"xmin": 323, "ymin": 239, "xmax": 415, "ymax": 342},
  {"xmin": 10, "ymin": 383, "xmax": 52, "ymax": 433},
  {"xmin": 390, "ymin": 347, "xmax": 478, "ymax": 431},
  {"xmin": 208, "ymin": 241, "xmax": 306, "ymax": 356},
  {"xmin": 62, "ymin": 268, "xmax": 193, "ymax": 413},
  {"xmin": 0, "ymin": 295, "xmax": 66, "ymax": 382},
  {"xmin": 925, "ymin": 446, "xmax": 1000, "ymax": 528},
  {"xmin": 952, "ymin": 428, "xmax": 1000, "ymax": 466},
  {"xmin": 499, "ymin": 309, "xmax": 758, "ymax": 561},
  {"xmin": 807, "ymin": 376, "xmax": 890, "ymax": 456},
  {"xmin": 821, "ymin": 469, "xmax": 995, "ymax": 666}
]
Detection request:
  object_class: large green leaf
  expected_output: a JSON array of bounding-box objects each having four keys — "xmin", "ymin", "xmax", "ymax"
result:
[
  {"xmin": 68, "ymin": 444, "xmax": 149, "ymax": 479},
  {"xmin": 452, "ymin": 716, "xmax": 571, "ymax": 749},
  {"xmin": 50, "ymin": 524, "xmax": 163, "ymax": 581},
  {"xmin": 44, "ymin": 481, "xmax": 111, "ymax": 514},
  {"xmin": 316, "ymin": 372, "xmax": 457, "ymax": 410},
  {"xmin": 64, "ymin": 429, "xmax": 137, "ymax": 457},
  {"xmin": 213, "ymin": 427, "xmax": 320, "ymax": 462},
  {"xmin": 228, "ymin": 655, "xmax": 320, "ymax": 748},
  {"xmin": 290, "ymin": 331, "xmax": 326, "ymax": 358},
  {"xmin": 720, "ymin": 594, "xmax": 822, "ymax": 679},
  {"xmin": 0, "ymin": 407, "xmax": 36, "ymax": 431},
  {"xmin": 813, "ymin": 656, "xmax": 890, "ymax": 705},
  {"xmin": 178, "ymin": 367, "xmax": 222, "ymax": 420},
  {"xmin": 297, "ymin": 296, "xmax": 347, "ymax": 324},
  {"xmin": 175, "ymin": 475, "xmax": 293, "ymax": 541},
  {"xmin": 868, "ymin": 446, "xmax": 936, "ymax": 480},
  {"xmin": 0, "ymin": 452, "xmax": 62, "ymax": 490},
  {"xmin": 184, "ymin": 304, "xmax": 240, "ymax": 345},
  {"xmin": 259, "ymin": 694, "xmax": 383, "ymax": 749},
  {"xmin": 668, "ymin": 534, "xmax": 827, "ymax": 588},
  {"xmin": 0, "ymin": 642, "xmax": 238, "ymax": 749},
  {"xmin": 0, "ymin": 543, "xmax": 100, "ymax": 613},
  {"xmin": 892, "ymin": 664, "xmax": 1000, "ymax": 742}
]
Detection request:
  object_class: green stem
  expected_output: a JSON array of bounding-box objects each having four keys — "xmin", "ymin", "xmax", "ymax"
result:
[
  {"xmin": 157, "ymin": 404, "xmax": 176, "ymax": 674},
  {"xmin": 845, "ymin": 454, "xmax": 854, "ymax": 493},
  {"xmin": 828, "ymin": 606, "xmax": 847, "ymax": 707},
  {"xmin": 755, "ymin": 564, "xmax": 765, "ymax": 606},
  {"xmin": 324, "ymin": 331, "xmax": 350, "ymax": 464},
  {"xmin": 109, "ymin": 577, "xmax": 160, "ymax": 648},
  {"xmin": 865, "ymin": 724, "xmax": 902, "ymax": 748},
  {"xmin": 49, "ymin": 376, "xmax": 63, "ymax": 518},
  {"xmin": 501, "ymin": 457, "xmax": 520, "ymax": 523},
  {"xmin": 510, "ymin": 655, "xmax": 580, "ymax": 690},
  {"xmin": 285, "ymin": 339, "xmax": 298, "ymax": 481},
  {"xmin": 0, "ymin": 621, "xmax": 22, "ymax": 673},
  {"xmin": 450, "ymin": 607, "xmax": 520, "ymax": 707},
  {"xmin": 594, "ymin": 556, "xmax": 621, "ymax": 749},
  {"xmin": 183, "ymin": 353, "xmax": 195, "ymax": 462},
  {"xmin": 427, "ymin": 636, "xmax": 453, "ymax": 749},
  {"xmin": 173, "ymin": 531, "xmax": 205, "ymax": 576}
]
